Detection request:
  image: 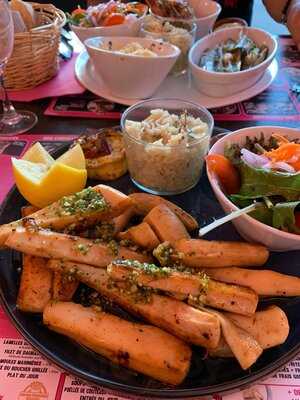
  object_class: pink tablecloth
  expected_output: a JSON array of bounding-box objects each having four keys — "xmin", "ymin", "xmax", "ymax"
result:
[{"xmin": 4, "ymin": 54, "xmax": 85, "ymax": 102}]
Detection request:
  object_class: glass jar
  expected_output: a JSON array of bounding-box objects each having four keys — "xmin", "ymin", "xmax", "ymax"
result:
[
  {"xmin": 121, "ymin": 98, "xmax": 214, "ymax": 195},
  {"xmin": 140, "ymin": 16, "xmax": 196, "ymax": 76}
]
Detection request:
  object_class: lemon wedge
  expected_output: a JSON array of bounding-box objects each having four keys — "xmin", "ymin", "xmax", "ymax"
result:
[
  {"xmin": 12, "ymin": 158, "xmax": 87, "ymax": 208},
  {"xmin": 22, "ymin": 142, "xmax": 54, "ymax": 167},
  {"xmin": 56, "ymin": 144, "xmax": 86, "ymax": 170}
]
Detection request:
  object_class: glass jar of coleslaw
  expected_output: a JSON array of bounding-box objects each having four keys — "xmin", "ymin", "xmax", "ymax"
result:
[{"xmin": 121, "ymin": 98, "xmax": 214, "ymax": 195}]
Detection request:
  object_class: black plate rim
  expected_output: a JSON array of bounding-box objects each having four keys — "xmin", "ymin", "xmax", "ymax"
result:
[{"xmin": 1, "ymin": 134, "xmax": 300, "ymax": 398}]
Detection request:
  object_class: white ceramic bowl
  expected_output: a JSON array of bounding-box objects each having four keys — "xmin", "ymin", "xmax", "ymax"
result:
[
  {"xmin": 85, "ymin": 36, "xmax": 180, "ymax": 99},
  {"xmin": 189, "ymin": 27, "xmax": 277, "ymax": 97},
  {"xmin": 207, "ymin": 126, "xmax": 300, "ymax": 252},
  {"xmin": 187, "ymin": 0, "xmax": 221, "ymax": 39},
  {"xmin": 71, "ymin": 16, "xmax": 144, "ymax": 43}
]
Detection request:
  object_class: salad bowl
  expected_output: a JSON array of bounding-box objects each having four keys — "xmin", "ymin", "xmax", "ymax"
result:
[
  {"xmin": 189, "ymin": 27, "xmax": 277, "ymax": 97},
  {"xmin": 207, "ymin": 126, "xmax": 300, "ymax": 251}
]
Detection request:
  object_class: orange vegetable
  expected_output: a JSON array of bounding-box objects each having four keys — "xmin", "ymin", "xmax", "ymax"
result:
[
  {"xmin": 265, "ymin": 143, "xmax": 300, "ymax": 171},
  {"xmin": 102, "ymin": 13, "xmax": 125, "ymax": 26},
  {"xmin": 206, "ymin": 154, "xmax": 240, "ymax": 194},
  {"xmin": 72, "ymin": 7, "xmax": 85, "ymax": 15}
]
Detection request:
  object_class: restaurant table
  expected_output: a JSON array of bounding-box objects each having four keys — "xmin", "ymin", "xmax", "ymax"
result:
[{"xmin": 0, "ymin": 35, "xmax": 299, "ymax": 400}]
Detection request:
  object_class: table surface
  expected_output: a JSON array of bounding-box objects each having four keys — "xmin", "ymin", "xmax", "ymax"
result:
[{"xmin": 9, "ymin": 35, "xmax": 299, "ymax": 136}]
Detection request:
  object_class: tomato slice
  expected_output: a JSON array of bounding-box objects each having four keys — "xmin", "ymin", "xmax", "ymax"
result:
[
  {"xmin": 206, "ymin": 154, "xmax": 240, "ymax": 195},
  {"xmin": 295, "ymin": 212, "xmax": 300, "ymax": 228}
]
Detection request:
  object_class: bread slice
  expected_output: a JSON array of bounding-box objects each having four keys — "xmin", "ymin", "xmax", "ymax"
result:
[{"xmin": 10, "ymin": 0, "xmax": 36, "ymax": 30}]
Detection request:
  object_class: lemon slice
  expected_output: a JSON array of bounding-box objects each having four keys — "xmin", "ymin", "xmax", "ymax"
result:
[
  {"xmin": 22, "ymin": 142, "xmax": 54, "ymax": 167},
  {"xmin": 56, "ymin": 144, "xmax": 86, "ymax": 170},
  {"xmin": 12, "ymin": 158, "xmax": 87, "ymax": 208}
]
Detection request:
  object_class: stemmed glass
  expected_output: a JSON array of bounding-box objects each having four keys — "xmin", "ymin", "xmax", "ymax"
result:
[{"xmin": 0, "ymin": 0, "xmax": 37, "ymax": 135}]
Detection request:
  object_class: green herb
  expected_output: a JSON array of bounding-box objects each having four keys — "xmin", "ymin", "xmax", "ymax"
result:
[
  {"xmin": 107, "ymin": 240, "xmax": 119, "ymax": 256},
  {"xmin": 237, "ymin": 162, "xmax": 300, "ymax": 201},
  {"xmin": 153, "ymin": 242, "xmax": 173, "ymax": 266},
  {"xmin": 59, "ymin": 187, "xmax": 108, "ymax": 216},
  {"xmin": 114, "ymin": 260, "xmax": 171, "ymax": 278},
  {"xmin": 272, "ymin": 201, "xmax": 300, "ymax": 234},
  {"xmin": 76, "ymin": 243, "xmax": 89, "ymax": 255}
]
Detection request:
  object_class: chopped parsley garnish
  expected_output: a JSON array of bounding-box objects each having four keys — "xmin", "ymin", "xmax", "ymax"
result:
[{"xmin": 59, "ymin": 187, "xmax": 108, "ymax": 216}]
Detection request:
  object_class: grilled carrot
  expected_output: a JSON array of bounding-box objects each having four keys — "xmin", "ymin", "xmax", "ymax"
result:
[
  {"xmin": 225, "ymin": 306, "xmax": 289, "ymax": 349},
  {"xmin": 173, "ymin": 239, "xmax": 269, "ymax": 268},
  {"xmin": 17, "ymin": 205, "xmax": 52, "ymax": 313},
  {"xmin": 209, "ymin": 310, "xmax": 263, "ymax": 370},
  {"xmin": 52, "ymin": 271, "xmax": 78, "ymax": 301},
  {"xmin": 47, "ymin": 260, "xmax": 221, "ymax": 349},
  {"xmin": 204, "ymin": 267, "xmax": 300, "ymax": 296},
  {"xmin": 0, "ymin": 185, "xmax": 132, "ymax": 247},
  {"xmin": 144, "ymin": 204, "xmax": 190, "ymax": 244},
  {"xmin": 129, "ymin": 193, "xmax": 198, "ymax": 231},
  {"xmin": 107, "ymin": 262, "xmax": 258, "ymax": 316},
  {"xmin": 118, "ymin": 222, "xmax": 160, "ymax": 250},
  {"xmin": 43, "ymin": 301, "xmax": 191, "ymax": 385},
  {"xmin": 5, "ymin": 228, "xmax": 151, "ymax": 267}
]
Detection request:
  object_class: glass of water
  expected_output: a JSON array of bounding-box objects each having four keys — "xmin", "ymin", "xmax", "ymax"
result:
[{"xmin": 0, "ymin": 0, "xmax": 37, "ymax": 135}]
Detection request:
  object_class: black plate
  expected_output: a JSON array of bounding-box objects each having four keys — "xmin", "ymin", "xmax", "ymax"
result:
[{"xmin": 1, "ymin": 131, "xmax": 300, "ymax": 398}]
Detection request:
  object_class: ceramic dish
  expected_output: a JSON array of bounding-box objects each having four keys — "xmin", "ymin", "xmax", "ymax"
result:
[
  {"xmin": 208, "ymin": 126, "xmax": 300, "ymax": 251},
  {"xmin": 85, "ymin": 36, "xmax": 180, "ymax": 99},
  {"xmin": 75, "ymin": 50, "xmax": 278, "ymax": 108},
  {"xmin": 189, "ymin": 27, "xmax": 277, "ymax": 97},
  {"xmin": 1, "ymin": 135, "xmax": 300, "ymax": 397}
]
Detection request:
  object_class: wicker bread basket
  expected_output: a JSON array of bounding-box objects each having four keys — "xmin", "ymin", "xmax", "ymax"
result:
[{"xmin": 4, "ymin": 3, "xmax": 66, "ymax": 90}]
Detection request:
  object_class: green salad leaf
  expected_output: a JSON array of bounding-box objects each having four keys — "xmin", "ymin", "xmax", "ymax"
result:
[
  {"xmin": 238, "ymin": 162, "xmax": 300, "ymax": 201},
  {"xmin": 272, "ymin": 201, "xmax": 300, "ymax": 234}
]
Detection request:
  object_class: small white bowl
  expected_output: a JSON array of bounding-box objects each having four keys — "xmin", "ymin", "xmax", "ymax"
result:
[
  {"xmin": 71, "ymin": 16, "xmax": 144, "ymax": 43},
  {"xmin": 189, "ymin": 27, "xmax": 277, "ymax": 98},
  {"xmin": 85, "ymin": 36, "xmax": 180, "ymax": 99},
  {"xmin": 207, "ymin": 126, "xmax": 300, "ymax": 252},
  {"xmin": 187, "ymin": 0, "xmax": 221, "ymax": 39}
]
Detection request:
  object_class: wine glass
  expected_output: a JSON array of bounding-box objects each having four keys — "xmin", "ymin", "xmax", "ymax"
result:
[{"xmin": 0, "ymin": 0, "xmax": 37, "ymax": 135}]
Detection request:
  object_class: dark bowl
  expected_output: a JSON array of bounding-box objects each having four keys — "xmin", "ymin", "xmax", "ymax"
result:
[{"xmin": 1, "ymin": 131, "xmax": 300, "ymax": 398}]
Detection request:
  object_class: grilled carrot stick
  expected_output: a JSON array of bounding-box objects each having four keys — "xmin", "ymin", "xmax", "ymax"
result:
[
  {"xmin": 5, "ymin": 228, "xmax": 151, "ymax": 267},
  {"xmin": 208, "ymin": 310, "xmax": 263, "ymax": 370},
  {"xmin": 17, "ymin": 205, "xmax": 52, "ymax": 313},
  {"xmin": 107, "ymin": 262, "xmax": 258, "ymax": 316},
  {"xmin": 52, "ymin": 271, "xmax": 78, "ymax": 301},
  {"xmin": 210, "ymin": 306, "xmax": 290, "ymax": 357},
  {"xmin": 204, "ymin": 267, "xmax": 300, "ymax": 296},
  {"xmin": 17, "ymin": 255, "xmax": 52, "ymax": 313},
  {"xmin": 225, "ymin": 306, "xmax": 289, "ymax": 349},
  {"xmin": 113, "ymin": 207, "xmax": 135, "ymax": 235},
  {"xmin": 144, "ymin": 204, "xmax": 190, "ymax": 244},
  {"xmin": 47, "ymin": 260, "xmax": 221, "ymax": 349},
  {"xmin": 118, "ymin": 222, "xmax": 160, "ymax": 250},
  {"xmin": 173, "ymin": 239, "xmax": 269, "ymax": 268},
  {"xmin": 43, "ymin": 301, "xmax": 192, "ymax": 385},
  {"xmin": 0, "ymin": 185, "xmax": 132, "ymax": 247},
  {"xmin": 129, "ymin": 193, "xmax": 198, "ymax": 231}
]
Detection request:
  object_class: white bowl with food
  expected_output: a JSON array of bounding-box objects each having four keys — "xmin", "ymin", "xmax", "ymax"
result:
[
  {"xmin": 207, "ymin": 126, "xmax": 300, "ymax": 251},
  {"xmin": 121, "ymin": 98, "xmax": 214, "ymax": 195},
  {"xmin": 85, "ymin": 37, "xmax": 180, "ymax": 99},
  {"xmin": 148, "ymin": 0, "xmax": 221, "ymax": 39},
  {"xmin": 189, "ymin": 27, "xmax": 277, "ymax": 97},
  {"xmin": 187, "ymin": 0, "xmax": 221, "ymax": 39},
  {"xmin": 69, "ymin": 1, "xmax": 147, "ymax": 42}
]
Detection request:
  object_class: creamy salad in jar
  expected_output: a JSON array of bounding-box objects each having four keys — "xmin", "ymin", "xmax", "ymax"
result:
[
  {"xmin": 141, "ymin": 16, "xmax": 196, "ymax": 75},
  {"xmin": 121, "ymin": 101, "xmax": 213, "ymax": 195}
]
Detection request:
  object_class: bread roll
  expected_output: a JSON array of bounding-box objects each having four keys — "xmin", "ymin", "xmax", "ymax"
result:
[{"xmin": 10, "ymin": 0, "xmax": 36, "ymax": 30}]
